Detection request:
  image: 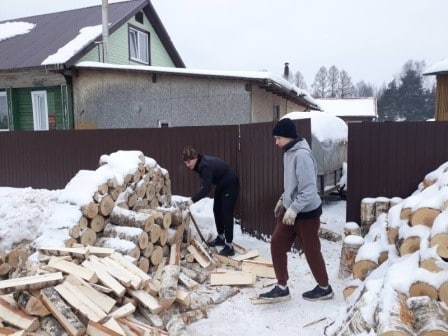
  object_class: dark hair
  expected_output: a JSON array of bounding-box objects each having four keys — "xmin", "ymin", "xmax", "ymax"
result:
[{"xmin": 182, "ymin": 146, "xmax": 198, "ymax": 161}]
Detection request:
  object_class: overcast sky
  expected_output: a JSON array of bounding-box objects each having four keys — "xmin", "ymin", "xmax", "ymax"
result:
[{"xmin": 1, "ymin": 0, "xmax": 447, "ymax": 89}]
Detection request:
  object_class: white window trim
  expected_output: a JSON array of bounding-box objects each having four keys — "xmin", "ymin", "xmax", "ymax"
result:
[
  {"xmin": 31, "ymin": 91, "xmax": 49, "ymax": 131},
  {"xmin": 0, "ymin": 92, "xmax": 8, "ymax": 131},
  {"xmin": 129, "ymin": 27, "xmax": 149, "ymax": 64}
]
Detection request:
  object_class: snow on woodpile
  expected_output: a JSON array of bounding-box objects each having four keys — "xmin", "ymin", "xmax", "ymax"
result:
[{"xmin": 329, "ymin": 161, "xmax": 448, "ymax": 335}]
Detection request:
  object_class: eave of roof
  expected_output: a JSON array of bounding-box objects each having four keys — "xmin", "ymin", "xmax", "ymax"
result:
[{"xmin": 74, "ymin": 61, "xmax": 320, "ymax": 110}]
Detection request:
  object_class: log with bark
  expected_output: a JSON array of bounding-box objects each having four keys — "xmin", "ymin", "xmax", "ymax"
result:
[
  {"xmin": 338, "ymin": 235, "xmax": 364, "ymax": 279},
  {"xmin": 102, "ymin": 223, "xmax": 148, "ymax": 250},
  {"xmin": 408, "ymin": 296, "xmax": 448, "ymax": 335}
]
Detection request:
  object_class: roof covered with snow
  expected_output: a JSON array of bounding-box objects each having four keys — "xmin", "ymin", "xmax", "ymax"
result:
[
  {"xmin": 0, "ymin": 0, "xmax": 184, "ymax": 70},
  {"xmin": 316, "ymin": 97, "xmax": 377, "ymax": 117},
  {"xmin": 76, "ymin": 61, "xmax": 320, "ymax": 110},
  {"xmin": 423, "ymin": 58, "xmax": 448, "ymax": 76}
]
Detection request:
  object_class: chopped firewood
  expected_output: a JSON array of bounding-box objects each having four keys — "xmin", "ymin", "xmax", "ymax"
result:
[
  {"xmin": 0, "ymin": 298, "xmax": 39, "ymax": 331},
  {"xmin": 127, "ymin": 290, "xmax": 162, "ymax": 314},
  {"xmin": 213, "ymin": 254, "xmax": 242, "ymax": 268},
  {"xmin": 108, "ymin": 253, "xmax": 151, "ymax": 287},
  {"xmin": 136, "ymin": 306, "xmax": 163, "ymax": 328},
  {"xmin": 210, "ymin": 270, "xmax": 256, "ymax": 286},
  {"xmin": 40, "ymin": 287, "xmax": 86, "ymax": 336},
  {"xmin": 0, "ymin": 272, "xmax": 64, "ymax": 294},
  {"xmin": 187, "ymin": 240, "xmax": 213, "ymax": 270},
  {"xmin": 175, "ymin": 289, "xmax": 191, "ymax": 307},
  {"xmin": 87, "ymin": 256, "xmax": 134, "ymax": 289},
  {"xmin": 86, "ymin": 320, "xmax": 123, "ymax": 336},
  {"xmin": 102, "ymin": 317, "xmax": 126, "ymax": 336},
  {"xmin": 232, "ymin": 250, "xmax": 259, "ymax": 261},
  {"xmin": 178, "ymin": 272, "xmax": 199, "ymax": 290},
  {"xmin": 82, "ymin": 260, "xmax": 126, "ymax": 297},
  {"xmin": 13, "ymin": 291, "xmax": 50, "ymax": 317},
  {"xmin": 40, "ymin": 315, "xmax": 68, "ymax": 336},
  {"xmin": 241, "ymin": 260, "xmax": 275, "ymax": 278},
  {"xmin": 48, "ymin": 257, "xmax": 97, "ymax": 283},
  {"xmin": 109, "ymin": 303, "xmax": 135, "ymax": 318}
]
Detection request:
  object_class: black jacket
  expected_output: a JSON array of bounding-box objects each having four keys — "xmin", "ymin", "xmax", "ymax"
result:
[{"xmin": 192, "ymin": 154, "xmax": 238, "ymax": 202}]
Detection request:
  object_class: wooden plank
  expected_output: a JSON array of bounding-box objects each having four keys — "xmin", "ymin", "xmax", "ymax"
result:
[
  {"xmin": 65, "ymin": 275, "xmax": 116, "ymax": 313},
  {"xmin": 109, "ymin": 303, "xmax": 135, "ymax": 318},
  {"xmin": 48, "ymin": 257, "xmax": 97, "ymax": 283},
  {"xmin": 242, "ymin": 260, "xmax": 276, "ymax": 278},
  {"xmin": 232, "ymin": 243, "xmax": 247, "ymax": 255},
  {"xmin": 0, "ymin": 298, "xmax": 39, "ymax": 331},
  {"xmin": 55, "ymin": 281, "xmax": 107, "ymax": 323},
  {"xmin": 86, "ymin": 320, "xmax": 123, "ymax": 336},
  {"xmin": 82, "ymin": 260, "xmax": 126, "ymax": 297},
  {"xmin": 0, "ymin": 272, "xmax": 63, "ymax": 294},
  {"xmin": 108, "ymin": 252, "xmax": 151, "ymax": 287},
  {"xmin": 210, "ymin": 270, "xmax": 256, "ymax": 286},
  {"xmin": 128, "ymin": 290, "xmax": 162, "ymax": 314},
  {"xmin": 232, "ymin": 249, "xmax": 259, "ymax": 261},
  {"xmin": 40, "ymin": 287, "xmax": 86, "ymax": 336}
]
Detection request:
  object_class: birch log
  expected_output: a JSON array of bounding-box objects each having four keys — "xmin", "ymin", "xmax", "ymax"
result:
[
  {"xmin": 408, "ymin": 296, "xmax": 448, "ymax": 335},
  {"xmin": 338, "ymin": 235, "xmax": 364, "ymax": 279}
]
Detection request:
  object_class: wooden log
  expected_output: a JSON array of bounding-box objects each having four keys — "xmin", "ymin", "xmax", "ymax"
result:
[
  {"xmin": 430, "ymin": 232, "xmax": 448, "ymax": 259},
  {"xmin": 40, "ymin": 315, "xmax": 68, "ymax": 336},
  {"xmin": 13, "ymin": 291, "xmax": 50, "ymax": 317},
  {"xmin": 109, "ymin": 207, "xmax": 154, "ymax": 232},
  {"xmin": 338, "ymin": 235, "xmax": 364, "ymax": 279},
  {"xmin": 159, "ymin": 229, "xmax": 168, "ymax": 246},
  {"xmin": 7, "ymin": 248, "xmax": 28, "ymax": 268},
  {"xmin": 375, "ymin": 291, "xmax": 413, "ymax": 336},
  {"xmin": 81, "ymin": 260, "xmax": 126, "ymax": 298},
  {"xmin": 89, "ymin": 215, "xmax": 106, "ymax": 233},
  {"xmin": 343, "ymin": 285, "xmax": 358, "ymax": 300},
  {"xmin": 187, "ymin": 239, "xmax": 214, "ymax": 270},
  {"xmin": 398, "ymin": 236, "xmax": 420, "ymax": 256},
  {"xmin": 360, "ymin": 197, "xmax": 376, "ymax": 236},
  {"xmin": 109, "ymin": 186, "xmax": 123, "ymax": 202},
  {"xmin": 142, "ymin": 242, "xmax": 153, "ymax": 258},
  {"xmin": 352, "ymin": 260, "xmax": 378, "ymax": 280},
  {"xmin": 374, "ymin": 197, "xmax": 390, "ymax": 219},
  {"xmin": 410, "ymin": 207, "xmax": 441, "ymax": 227},
  {"xmin": 95, "ymin": 256, "xmax": 142, "ymax": 290},
  {"xmin": 103, "ymin": 224, "xmax": 148, "ymax": 250},
  {"xmin": 109, "ymin": 303, "xmax": 135, "ymax": 318},
  {"xmin": 40, "ymin": 287, "xmax": 86, "ymax": 336},
  {"xmin": 180, "ymin": 307, "xmax": 207, "ymax": 325},
  {"xmin": 420, "ymin": 259, "xmax": 444, "ymax": 273},
  {"xmin": 0, "ymin": 272, "xmax": 63, "ymax": 294},
  {"xmin": 159, "ymin": 265, "xmax": 180, "ymax": 309},
  {"xmin": 165, "ymin": 315, "xmax": 189, "ymax": 336},
  {"xmin": 440, "ymin": 281, "xmax": 448, "ymax": 306},
  {"xmin": 408, "ymin": 296, "xmax": 448, "ymax": 335},
  {"xmin": 409, "ymin": 280, "xmax": 438, "ymax": 299},
  {"xmin": 98, "ymin": 195, "xmax": 114, "ymax": 217},
  {"xmin": 0, "ymin": 298, "xmax": 39, "ymax": 331},
  {"xmin": 86, "ymin": 320, "xmax": 123, "ymax": 336},
  {"xmin": 78, "ymin": 216, "xmax": 89, "ymax": 230},
  {"xmin": 108, "ymin": 252, "xmax": 151, "ymax": 288},
  {"xmin": 69, "ymin": 225, "xmax": 81, "ymax": 239},
  {"xmin": 180, "ymin": 262, "xmax": 209, "ymax": 284},
  {"xmin": 81, "ymin": 202, "xmax": 99, "ymax": 220},
  {"xmin": 136, "ymin": 257, "xmax": 149, "ymax": 273},
  {"xmin": 80, "ymin": 228, "xmax": 97, "ymax": 246},
  {"xmin": 344, "ymin": 222, "xmax": 361, "ymax": 236},
  {"xmin": 150, "ymin": 246, "xmax": 163, "ymax": 266},
  {"xmin": 178, "ymin": 272, "xmax": 200, "ymax": 290},
  {"xmin": 95, "ymin": 237, "xmax": 140, "ymax": 259},
  {"xmin": 148, "ymin": 224, "xmax": 161, "ymax": 243}
]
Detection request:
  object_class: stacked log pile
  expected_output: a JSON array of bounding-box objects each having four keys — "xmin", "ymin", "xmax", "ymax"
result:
[
  {"xmin": 331, "ymin": 162, "xmax": 448, "ymax": 336},
  {"xmin": 0, "ymin": 150, "xmax": 278, "ymax": 335}
]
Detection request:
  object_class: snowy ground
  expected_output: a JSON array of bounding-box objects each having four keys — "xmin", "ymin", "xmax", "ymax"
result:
[{"xmin": 0, "ymin": 188, "xmax": 348, "ymax": 335}]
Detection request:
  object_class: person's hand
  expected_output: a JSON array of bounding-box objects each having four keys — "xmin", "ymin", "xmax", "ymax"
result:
[
  {"xmin": 185, "ymin": 198, "xmax": 193, "ymax": 207},
  {"xmin": 274, "ymin": 199, "xmax": 285, "ymax": 217},
  {"xmin": 282, "ymin": 208, "xmax": 297, "ymax": 225}
]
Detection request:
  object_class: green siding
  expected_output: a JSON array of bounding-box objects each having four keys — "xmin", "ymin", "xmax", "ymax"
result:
[
  {"xmin": 11, "ymin": 86, "xmax": 73, "ymax": 131},
  {"xmin": 79, "ymin": 12, "xmax": 175, "ymax": 67}
]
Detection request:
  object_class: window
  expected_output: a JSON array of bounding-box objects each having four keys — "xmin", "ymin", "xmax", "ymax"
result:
[
  {"xmin": 0, "ymin": 92, "xmax": 8, "ymax": 131},
  {"xmin": 272, "ymin": 105, "xmax": 280, "ymax": 121},
  {"xmin": 129, "ymin": 27, "xmax": 149, "ymax": 64},
  {"xmin": 31, "ymin": 91, "xmax": 49, "ymax": 130},
  {"xmin": 135, "ymin": 12, "xmax": 144, "ymax": 24},
  {"xmin": 158, "ymin": 120, "xmax": 170, "ymax": 128}
]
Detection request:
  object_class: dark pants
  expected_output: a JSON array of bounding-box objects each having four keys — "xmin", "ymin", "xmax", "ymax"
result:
[
  {"xmin": 271, "ymin": 214, "xmax": 329, "ymax": 287},
  {"xmin": 213, "ymin": 178, "xmax": 239, "ymax": 243}
]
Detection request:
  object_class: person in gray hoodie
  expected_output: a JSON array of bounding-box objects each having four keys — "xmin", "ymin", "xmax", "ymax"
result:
[{"xmin": 258, "ymin": 118, "xmax": 333, "ymax": 302}]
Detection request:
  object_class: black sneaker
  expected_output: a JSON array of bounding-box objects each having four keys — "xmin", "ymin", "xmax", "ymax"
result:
[
  {"xmin": 258, "ymin": 286, "xmax": 291, "ymax": 301},
  {"xmin": 302, "ymin": 285, "xmax": 334, "ymax": 301},
  {"xmin": 219, "ymin": 245, "xmax": 235, "ymax": 257},
  {"xmin": 208, "ymin": 236, "xmax": 225, "ymax": 247}
]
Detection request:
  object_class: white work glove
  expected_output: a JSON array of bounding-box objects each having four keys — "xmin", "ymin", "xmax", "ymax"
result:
[
  {"xmin": 274, "ymin": 199, "xmax": 285, "ymax": 217},
  {"xmin": 282, "ymin": 207, "xmax": 297, "ymax": 225},
  {"xmin": 185, "ymin": 198, "xmax": 193, "ymax": 207}
]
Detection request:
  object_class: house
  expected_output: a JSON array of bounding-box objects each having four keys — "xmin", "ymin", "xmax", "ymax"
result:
[
  {"xmin": 315, "ymin": 97, "xmax": 377, "ymax": 123},
  {"xmin": 0, "ymin": 0, "xmax": 318, "ymax": 131},
  {"xmin": 423, "ymin": 59, "xmax": 448, "ymax": 121}
]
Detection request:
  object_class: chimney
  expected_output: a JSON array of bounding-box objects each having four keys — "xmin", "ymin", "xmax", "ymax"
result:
[
  {"xmin": 102, "ymin": 0, "xmax": 109, "ymax": 62},
  {"xmin": 284, "ymin": 62, "xmax": 289, "ymax": 80}
]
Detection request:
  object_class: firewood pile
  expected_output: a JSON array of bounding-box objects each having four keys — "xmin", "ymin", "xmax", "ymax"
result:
[
  {"xmin": 0, "ymin": 150, "xmax": 277, "ymax": 335},
  {"xmin": 331, "ymin": 161, "xmax": 448, "ymax": 335}
]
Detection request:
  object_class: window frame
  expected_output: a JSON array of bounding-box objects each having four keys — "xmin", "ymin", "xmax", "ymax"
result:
[
  {"xmin": 128, "ymin": 25, "xmax": 150, "ymax": 65},
  {"xmin": 31, "ymin": 90, "xmax": 49, "ymax": 131},
  {"xmin": 0, "ymin": 91, "xmax": 9, "ymax": 131}
]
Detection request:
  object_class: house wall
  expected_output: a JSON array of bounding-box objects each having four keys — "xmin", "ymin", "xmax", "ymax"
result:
[
  {"xmin": 72, "ymin": 69, "xmax": 253, "ymax": 129},
  {"xmin": 79, "ymin": 12, "xmax": 175, "ymax": 67},
  {"xmin": 250, "ymin": 86, "xmax": 305, "ymax": 122}
]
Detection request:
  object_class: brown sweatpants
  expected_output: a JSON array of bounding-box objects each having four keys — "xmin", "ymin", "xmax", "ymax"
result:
[{"xmin": 271, "ymin": 214, "xmax": 329, "ymax": 287}]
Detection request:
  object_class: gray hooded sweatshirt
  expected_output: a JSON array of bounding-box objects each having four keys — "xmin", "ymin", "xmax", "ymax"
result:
[{"xmin": 281, "ymin": 139, "xmax": 321, "ymax": 214}]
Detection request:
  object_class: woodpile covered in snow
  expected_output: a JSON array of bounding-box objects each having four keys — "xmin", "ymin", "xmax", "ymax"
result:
[
  {"xmin": 0, "ymin": 150, "xmax": 277, "ymax": 335},
  {"xmin": 331, "ymin": 161, "xmax": 448, "ymax": 336}
]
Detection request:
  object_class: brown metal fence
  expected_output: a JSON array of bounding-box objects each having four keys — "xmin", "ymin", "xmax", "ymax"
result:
[
  {"xmin": 0, "ymin": 120, "xmax": 311, "ymax": 239},
  {"xmin": 346, "ymin": 121, "xmax": 448, "ymax": 223}
]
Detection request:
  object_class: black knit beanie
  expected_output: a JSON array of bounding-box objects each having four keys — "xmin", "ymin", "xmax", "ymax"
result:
[{"xmin": 272, "ymin": 118, "xmax": 298, "ymax": 139}]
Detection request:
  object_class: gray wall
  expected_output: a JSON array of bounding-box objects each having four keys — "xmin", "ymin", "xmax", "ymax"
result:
[{"xmin": 73, "ymin": 69, "xmax": 252, "ymax": 129}]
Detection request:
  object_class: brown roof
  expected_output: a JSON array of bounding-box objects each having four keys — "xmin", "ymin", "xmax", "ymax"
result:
[{"xmin": 0, "ymin": 0, "xmax": 185, "ymax": 70}]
